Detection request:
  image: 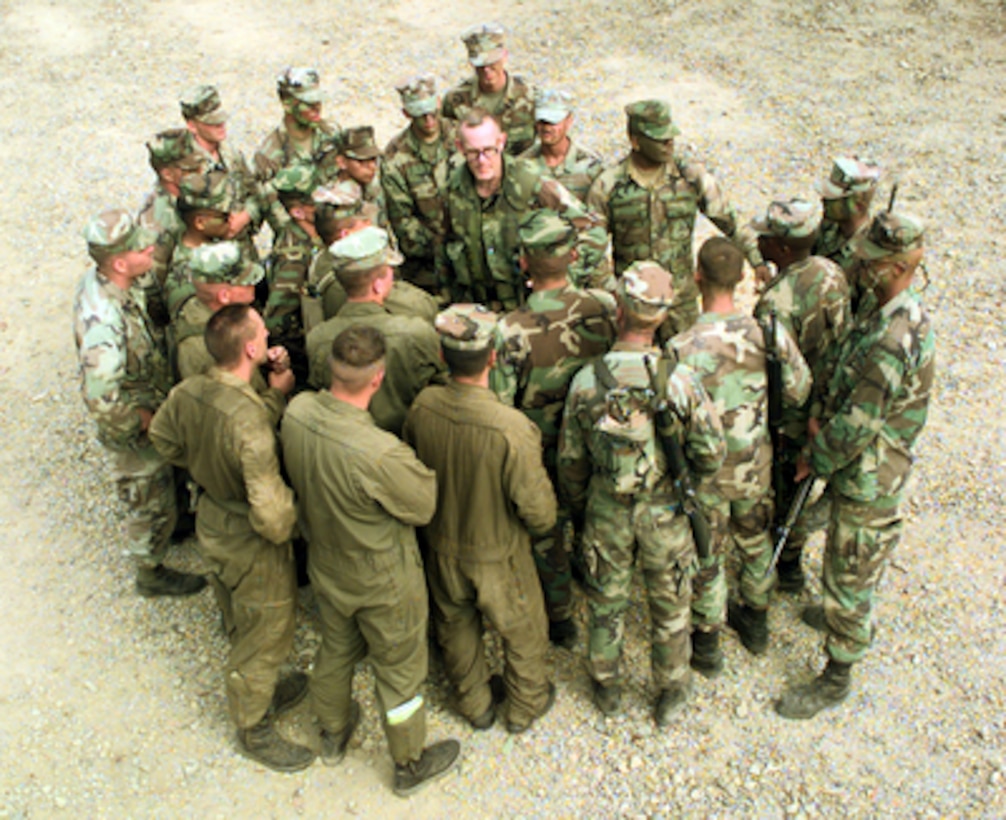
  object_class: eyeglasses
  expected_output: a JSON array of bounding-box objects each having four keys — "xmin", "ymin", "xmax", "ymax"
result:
[{"xmin": 463, "ymin": 145, "xmax": 500, "ymax": 161}]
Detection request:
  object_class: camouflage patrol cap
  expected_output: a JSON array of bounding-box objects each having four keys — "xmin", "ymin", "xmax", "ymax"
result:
[
  {"xmin": 145, "ymin": 128, "xmax": 202, "ymax": 173},
  {"xmin": 188, "ymin": 241, "xmax": 264, "ymax": 286},
  {"xmin": 272, "ymin": 162, "xmax": 318, "ymax": 199},
  {"xmin": 328, "ymin": 225, "xmax": 403, "ymax": 272},
  {"xmin": 851, "ymin": 211, "xmax": 925, "ymax": 260},
  {"xmin": 277, "ymin": 67, "xmax": 324, "ymax": 103},
  {"xmin": 178, "ymin": 170, "xmax": 236, "ymax": 212},
  {"xmin": 179, "ymin": 84, "xmax": 228, "ymax": 125},
  {"xmin": 817, "ymin": 157, "xmax": 881, "ymax": 199},
  {"xmin": 396, "ymin": 73, "xmax": 438, "ymax": 117},
  {"xmin": 617, "ymin": 261, "xmax": 674, "ymax": 319},
  {"xmin": 461, "ymin": 22, "xmax": 507, "ymax": 67},
  {"xmin": 313, "ymin": 181, "xmax": 380, "ymax": 225},
  {"xmin": 436, "ymin": 304, "xmax": 499, "ymax": 351},
  {"xmin": 625, "ymin": 100, "xmax": 680, "ymax": 140},
  {"xmin": 750, "ymin": 198, "xmax": 823, "ymax": 239},
  {"xmin": 340, "ymin": 126, "xmax": 381, "ymax": 160},
  {"xmin": 534, "ymin": 87, "xmax": 573, "ymax": 124},
  {"xmin": 519, "ymin": 208, "xmax": 576, "ymax": 257},
  {"xmin": 82, "ymin": 209, "xmax": 159, "ymax": 264}
]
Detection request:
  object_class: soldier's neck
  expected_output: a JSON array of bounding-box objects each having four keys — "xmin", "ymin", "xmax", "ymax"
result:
[
  {"xmin": 193, "ymin": 134, "xmax": 221, "ymax": 161},
  {"xmin": 284, "ymin": 115, "xmax": 316, "ymax": 143},
  {"xmin": 617, "ymin": 330, "xmax": 655, "ymax": 347},
  {"xmin": 452, "ymin": 371, "xmax": 490, "ymax": 388},
  {"xmin": 530, "ymin": 274, "xmax": 569, "ymax": 292},
  {"xmin": 701, "ymin": 290, "xmax": 737, "ymax": 315},
  {"xmin": 540, "ymin": 138, "xmax": 570, "ymax": 167},
  {"xmin": 475, "ymin": 175, "xmax": 502, "ymax": 199},
  {"xmin": 842, "ymin": 212, "xmax": 869, "ymax": 238}
]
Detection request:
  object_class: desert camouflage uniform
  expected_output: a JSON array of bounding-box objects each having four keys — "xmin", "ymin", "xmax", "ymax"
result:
[
  {"xmin": 518, "ymin": 138, "xmax": 604, "ymax": 205},
  {"xmin": 444, "ymin": 157, "xmax": 609, "ymax": 308},
  {"xmin": 668, "ymin": 313, "xmax": 810, "ymax": 621},
  {"xmin": 586, "ymin": 152, "xmax": 753, "ymax": 335},
  {"xmin": 558, "ymin": 342, "xmax": 724, "ymax": 688},
  {"xmin": 149, "ymin": 368, "xmax": 296, "ymax": 730},
  {"xmin": 73, "ymin": 268, "xmax": 176, "ymax": 567},
  {"xmin": 808, "ymin": 284, "xmax": 934, "ymax": 664},
  {"xmin": 442, "ymin": 74, "xmax": 536, "ymax": 157},
  {"xmin": 381, "ymin": 125, "xmax": 454, "ymax": 294},
  {"xmin": 138, "ymin": 185, "xmax": 185, "ymax": 321},
  {"xmin": 494, "ymin": 284, "xmax": 617, "ymax": 620}
]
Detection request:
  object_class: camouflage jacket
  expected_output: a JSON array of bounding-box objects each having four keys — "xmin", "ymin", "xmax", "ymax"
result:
[
  {"xmin": 558, "ymin": 341, "xmax": 725, "ymax": 509},
  {"xmin": 441, "ymin": 73, "xmax": 536, "ymax": 156},
  {"xmin": 808, "ymin": 286, "xmax": 935, "ymax": 503},
  {"xmin": 668, "ymin": 312, "xmax": 811, "ymax": 500},
  {"xmin": 493, "ymin": 284, "xmax": 617, "ymax": 455},
  {"xmin": 586, "ymin": 153, "xmax": 760, "ymax": 308},
  {"xmin": 73, "ymin": 268, "xmax": 171, "ymax": 450},
  {"xmin": 813, "ymin": 219, "xmax": 859, "ymax": 273},
  {"xmin": 754, "ymin": 255, "xmax": 850, "ymax": 441},
  {"xmin": 263, "ymin": 226, "xmax": 324, "ymax": 335},
  {"xmin": 253, "ymin": 118, "xmax": 342, "ymax": 232},
  {"xmin": 192, "ymin": 138, "xmax": 267, "ymax": 230},
  {"xmin": 517, "ymin": 138, "xmax": 604, "ymax": 205},
  {"xmin": 444, "ymin": 156, "xmax": 610, "ymax": 309},
  {"xmin": 138, "ymin": 184, "xmax": 184, "ymax": 290},
  {"xmin": 381, "ymin": 124, "xmax": 454, "ymax": 287}
]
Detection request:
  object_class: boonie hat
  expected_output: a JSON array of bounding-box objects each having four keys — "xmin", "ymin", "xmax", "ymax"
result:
[
  {"xmin": 461, "ymin": 22, "xmax": 507, "ymax": 67},
  {"xmin": 625, "ymin": 100, "xmax": 680, "ymax": 140},
  {"xmin": 83, "ymin": 209, "xmax": 159, "ymax": 264},
  {"xmin": 180, "ymin": 84, "xmax": 228, "ymax": 125},
  {"xmin": 750, "ymin": 198, "xmax": 823, "ymax": 239},
  {"xmin": 435, "ymin": 303, "xmax": 499, "ymax": 351},
  {"xmin": 188, "ymin": 241, "xmax": 264, "ymax": 286},
  {"xmin": 396, "ymin": 74, "xmax": 439, "ymax": 117}
]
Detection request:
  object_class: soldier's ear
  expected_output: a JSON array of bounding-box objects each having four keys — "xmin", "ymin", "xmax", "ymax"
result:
[
  {"xmin": 487, "ymin": 348, "xmax": 498, "ymax": 368},
  {"xmin": 498, "ymin": 131, "xmax": 508, "ymax": 150},
  {"xmin": 570, "ymin": 248, "xmax": 579, "ymax": 264},
  {"xmin": 335, "ymin": 155, "xmax": 348, "ymax": 171}
]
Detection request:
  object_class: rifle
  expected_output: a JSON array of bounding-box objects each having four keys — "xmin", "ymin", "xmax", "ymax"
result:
[
  {"xmin": 643, "ymin": 355, "xmax": 712, "ymax": 561},
  {"xmin": 764, "ymin": 476, "xmax": 814, "ymax": 579},
  {"xmin": 763, "ymin": 310, "xmax": 785, "ymax": 519}
]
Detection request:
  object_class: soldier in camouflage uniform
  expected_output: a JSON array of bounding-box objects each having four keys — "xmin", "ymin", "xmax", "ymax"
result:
[
  {"xmin": 775, "ymin": 211, "xmax": 934, "ymax": 719},
  {"xmin": 305, "ymin": 227, "xmax": 445, "ymax": 435},
  {"xmin": 442, "ymin": 22, "xmax": 536, "ymax": 156},
  {"xmin": 444, "ymin": 110, "xmax": 610, "ymax": 310},
  {"xmin": 381, "ymin": 74, "xmax": 455, "ymax": 298},
  {"xmin": 558, "ymin": 263, "xmax": 725, "ymax": 724},
  {"xmin": 332, "ymin": 126, "xmax": 387, "ymax": 228},
  {"xmin": 150, "ymin": 304, "xmax": 314, "ymax": 771},
  {"xmin": 281, "ymin": 326, "xmax": 461, "ymax": 796},
  {"xmin": 518, "ymin": 88, "xmax": 604, "ymax": 205},
  {"xmin": 493, "ymin": 209, "xmax": 617, "ymax": 648},
  {"xmin": 586, "ymin": 100, "xmax": 763, "ymax": 337},
  {"xmin": 73, "ymin": 209, "xmax": 205, "ymax": 598},
  {"xmin": 668, "ymin": 238, "xmax": 810, "ymax": 673},
  {"xmin": 403, "ymin": 305, "xmax": 557, "ymax": 734},
  {"xmin": 752, "ymin": 199, "xmax": 851, "ymax": 593},
  {"xmin": 180, "ymin": 84, "xmax": 270, "ymax": 252},
  {"xmin": 138, "ymin": 128, "xmax": 205, "ymax": 323}
]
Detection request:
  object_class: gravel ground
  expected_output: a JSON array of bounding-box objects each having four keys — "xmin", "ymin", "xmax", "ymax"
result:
[{"xmin": 1, "ymin": 0, "xmax": 1004, "ymax": 817}]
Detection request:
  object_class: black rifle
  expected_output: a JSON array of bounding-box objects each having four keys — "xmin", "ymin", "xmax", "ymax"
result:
[
  {"xmin": 763, "ymin": 309, "xmax": 786, "ymax": 519},
  {"xmin": 643, "ymin": 355, "xmax": 712, "ymax": 560},
  {"xmin": 764, "ymin": 477, "xmax": 814, "ymax": 579}
]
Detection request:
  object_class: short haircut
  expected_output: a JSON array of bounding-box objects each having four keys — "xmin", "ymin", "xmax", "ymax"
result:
[
  {"xmin": 617, "ymin": 304, "xmax": 665, "ymax": 334},
  {"xmin": 205, "ymin": 303, "xmax": 257, "ymax": 367},
  {"xmin": 697, "ymin": 236, "xmax": 744, "ymax": 290},
  {"xmin": 335, "ymin": 264, "xmax": 385, "ymax": 298},
  {"xmin": 458, "ymin": 108, "xmax": 500, "ymax": 138},
  {"xmin": 316, "ymin": 210, "xmax": 366, "ymax": 246},
  {"xmin": 442, "ymin": 345, "xmax": 492, "ymax": 377},
  {"xmin": 329, "ymin": 325, "xmax": 385, "ymax": 392}
]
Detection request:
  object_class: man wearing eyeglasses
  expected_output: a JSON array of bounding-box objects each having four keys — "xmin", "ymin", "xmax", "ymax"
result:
[
  {"xmin": 441, "ymin": 22, "xmax": 536, "ymax": 157},
  {"xmin": 443, "ymin": 110, "xmax": 610, "ymax": 311}
]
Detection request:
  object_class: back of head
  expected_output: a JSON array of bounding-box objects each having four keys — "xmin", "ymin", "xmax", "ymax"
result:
[
  {"xmin": 205, "ymin": 303, "xmax": 256, "ymax": 368},
  {"xmin": 435, "ymin": 303, "xmax": 499, "ymax": 377},
  {"xmin": 329, "ymin": 325, "xmax": 386, "ymax": 393},
  {"xmin": 697, "ymin": 236, "xmax": 744, "ymax": 291}
]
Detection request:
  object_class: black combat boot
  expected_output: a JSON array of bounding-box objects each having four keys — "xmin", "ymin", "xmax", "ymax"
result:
[
  {"xmin": 320, "ymin": 701, "xmax": 360, "ymax": 766},
  {"xmin": 654, "ymin": 679, "xmax": 691, "ymax": 727},
  {"xmin": 592, "ymin": 680, "xmax": 622, "ymax": 717},
  {"xmin": 774, "ymin": 659, "xmax": 852, "ymax": 720},
  {"xmin": 135, "ymin": 565, "xmax": 207, "ymax": 598},
  {"xmin": 393, "ymin": 739, "xmax": 461, "ymax": 797},
  {"xmin": 727, "ymin": 601, "xmax": 769, "ymax": 655},
  {"xmin": 269, "ymin": 671, "xmax": 309, "ymax": 717},
  {"xmin": 549, "ymin": 617, "xmax": 578, "ymax": 650},
  {"xmin": 776, "ymin": 558, "xmax": 806, "ymax": 594},
  {"xmin": 690, "ymin": 629, "xmax": 724, "ymax": 678},
  {"xmin": 237, "ymin": 718, "xmax": 315, "ymax": 772}
]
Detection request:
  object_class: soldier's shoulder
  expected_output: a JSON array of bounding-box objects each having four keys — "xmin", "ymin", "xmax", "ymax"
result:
[
  {"xmin": 508, "ymin": 73, "xmax": 533, "ymax": 97},
  {"xmin": 442, "ymin": 78, "xmax": 476, "ymax": 111},
  {"xmin": 382, "ymin": 127, "xmax": 413, "ymax": 160}
]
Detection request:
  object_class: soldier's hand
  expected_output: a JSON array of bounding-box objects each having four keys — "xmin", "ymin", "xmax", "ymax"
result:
[
  {"xmin": 267, "ymin": 345, "xmax": 291, "ymax": 373},
  {"xmin": 794, "ymin": 456, "xmax": 812, "ymax": 483},
  {"xmin": 137, "ymin": 408, "xmax": 154, "ymax": 432},
  {"xmin": 269, "ymin": 367, "xmax": 296, "ymax": 396},
  {"xmin": 227, "ymin": 210, "xmax": 252, "ymax": 239},
  {"xmin": 807, "ymin": 416, "xmax": 821, "ymax": 438},
  {"xmin": 753, "ymin": 264, "xmax": 774, "ymax": 288}
]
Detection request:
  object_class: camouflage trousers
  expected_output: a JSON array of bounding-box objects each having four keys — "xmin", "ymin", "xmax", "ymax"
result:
[
  {"xmin": 532, "ymin": 503, "xmax": 575, "ymax": 623},
  {"xmin": 196, "ymin": 496, "xmax": 297, "ymax": 729},
  {"xmin": 264, "ymin": 231, "xmax": 315, "ymax": 385},
  {"xmin": 693, "ymin": 487, "xmax": 775, "ymax": 626},
  {"xmin": 581, "ymin": 489, "xmax": 694, "ymax": 688},
  {"xmin": 110, "ymin": 444, "xmax": 177, "ymax": 569},
  {"xmin": 822, "ymin": 491, "xmax": 902, "ymax": 665},
  {"xmin": 309, "ymin": 542, "xmax": 429, "ymax": 765},
  {"xmin": 427, "ymin": 547, "xmax": 550, "ymax": 728}
]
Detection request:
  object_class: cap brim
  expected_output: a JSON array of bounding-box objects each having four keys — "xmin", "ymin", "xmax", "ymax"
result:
[
  {"xmin": 470, "ymin": 48, "xmax": 505, "ymax": 67},
  {"xmin": 128, "ymin": 225, "xmax": 160, "ymax": 250},
  {"xmin": 404, "ymin": 99, "xmax": 438, "ymax": 117},
  {"xmin": 345, "ymin": 148, "xmax": 381, "ymax": 160},
  {"xmin": 816, "ymin": 179, "xmax": 848, "ymax": 199},
  {"xmin": 638, "ymin": 124, "xmax": 680, "ymax": 140},
  {"xmin": 236, "ymin": 262, "xmax": 266, "ymax": 286},
  {"xmin": 292, "ymin": 90, "xmax": 324, "ymax": 104},
  {"xmin": 387, "ymin": 247, "xmax": 405, "ymax": 267},
  {"xmin": 850, "ymin": 235, "xmax": 888, "ymax": 260},
  {"xmin": 196, "ymin": 109, "xmax": 228, "ymax": 125},
  {"xmin": 535, "ymin": 107, "xmax": 569, "ymax": 124}
]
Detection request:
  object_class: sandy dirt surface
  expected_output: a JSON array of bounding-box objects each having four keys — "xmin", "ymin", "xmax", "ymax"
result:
[{"xmin": 1, "ymin": 0, "xmax": 1004, "ymax": 816}]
